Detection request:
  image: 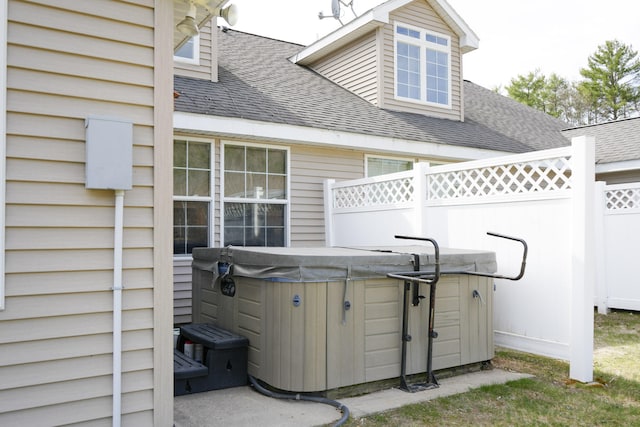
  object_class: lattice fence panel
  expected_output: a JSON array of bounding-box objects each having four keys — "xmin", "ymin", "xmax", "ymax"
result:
[
  {"xmin": 605, "ymin": 187, "xmax": 640, "ymax": 211},
  {"xmin": 427, "ymin": 156, "xmax": 572, "ymax": 201},
  {"xmin": 333, "ymin": 177, "xmax": 414, "ymax": 209}
]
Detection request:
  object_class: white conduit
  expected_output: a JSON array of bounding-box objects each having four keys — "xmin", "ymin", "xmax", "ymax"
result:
[{"xmin": 113, "ymin": 189, "xmax": 125, "ymax": 427}]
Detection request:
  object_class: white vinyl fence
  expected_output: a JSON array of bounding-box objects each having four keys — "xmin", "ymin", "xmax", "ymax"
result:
[
  {"xmin": 324, "ymin": 137, "xmax": 596, "ymax": 382},
  {"xmin": 596, "ymin": 182, "xmax": 640, "ymax": 313}
]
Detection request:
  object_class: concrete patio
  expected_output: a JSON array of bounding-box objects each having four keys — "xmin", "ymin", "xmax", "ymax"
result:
[{"xmin": 174, "ymin": 368, "xmax": 531, "ymax": 426}]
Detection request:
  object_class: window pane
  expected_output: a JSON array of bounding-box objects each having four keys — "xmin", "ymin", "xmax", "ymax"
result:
[
  {"xmin": 224, "ymin": 203, "xmax": 245, "ymax": 227},
  {"xmin": 189, "ymin": 142, "xmax": 210, "ymax": 169},
  {"xmin": 268, "ymin": 175, "xmax": 285, "ymax": 199},
  {"xmin": 397, "ymin": 84, "xmax": 408, "ymax": 98},
  {"xmin": 225, "ymin": 171, "xmax": 245, "ymax": 197},
  {"xmin": 409, "ymin": 45, "xmax": 420, "ymax": 57},
  {"xmin": 267, "ymin": 228, "xmax": 285, "ymax": 247},
  {"xmin": 247, "ymin": 147, "xmax": 267, "ymax": 173},
  {"xmin": 437, "ymin": 51, "xmax": 448, "ymax": 65},
  {"xmin": 174, "ymin": 226, "xmax": 186, "ymax": 254},
  {"xmin": 268, "ymin": 149, "xmax": 286, "ymax": 174},
  {"xmin": 397, "ymin": 42, "xmax": 408, "ymax": 56},
  {"xmin": 397, "ymin": 26, "xmax": 408, "ymax": 36},
  {"xmin": 224, "ymin": 227, "xmax": 244, "ymax": 246},
  {"xmin": 173, "ymin": 201, "xmax": 209, "ymax": 255},
  {"xmin": 266, "ymin": 204, "xmax": 284, "ymax": 226},
  {"xmin": 174, "ymin": 169, "xmax": 186, "ymax": 196},
  {"xmin": 247, "ymin": 173, "xmax": 267, "ymax": 198},
  {"xmin": 367, "ymin": 158, "xmax": 413, "ymax": 177},
  {"xmin": 175, "ymin": 37, "xmax": 195, "ymax": 59},
  {"xmin": 186, "ymin": 202, "xmax": 208, "ymax": 226},
  {"xmin": 186, "ymin": 226, "xmax": 208, "ymax": 252},
  {"xmin": 225, "ymin": 145, "xmax": 245, "ymax": 171},
  {"xmin": 174, "ymin": 141, "xmax": 187, "ymax": 168},
  {"xmin": 188, "ymin": 170, "xmax": 210, "ymax": 196},
  {"xmin": 438, "ymin": 91, "xmax": 448, "ymax": 105},
  {"xmin": 245, "ymin": 227, "xmax": 265, "ymax": 246},
  {"xmin": 409, "ymin": 86, "xmax": 420, "ymax": 99}
]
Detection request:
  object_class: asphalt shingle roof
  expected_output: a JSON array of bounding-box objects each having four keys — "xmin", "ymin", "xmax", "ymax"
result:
[
  {"xmin": 562, "ymin": 117, "xmax": 640, "ymax": 164},
  {"xmin": 174, "ymin": 29, "xmax": 570, "ymax": 155}
]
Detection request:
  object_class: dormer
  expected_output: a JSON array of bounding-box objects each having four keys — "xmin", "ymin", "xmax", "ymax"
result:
[
  {"xmin": 290, "ymin": 0, "xmax": 478, "ymax": 122},
  {"xmin": 173, "ymin": 0, "xmax": 238, "ymax": 82}
]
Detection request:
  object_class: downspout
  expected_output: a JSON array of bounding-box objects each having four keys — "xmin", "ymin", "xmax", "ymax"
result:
[{"xmin": 113, "ymin": 189, "xmax": 125, "ymax": 427}]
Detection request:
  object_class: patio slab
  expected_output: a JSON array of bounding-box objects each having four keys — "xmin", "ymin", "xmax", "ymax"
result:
[{"xmin": 174, "ymin": 369, "xmax": 531, "ymax": 426}]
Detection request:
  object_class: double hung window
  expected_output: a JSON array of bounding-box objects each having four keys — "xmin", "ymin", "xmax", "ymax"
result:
[
  {"xmin": 395, "ymin": 23, "xmax": 451, "ymax": 107},
  {"xmin": 173, "ymin": 140, "xmax": 212, "ymax": 255},
  {"xmin": 366, "ymin": 155, "xmax": 414, "ymax": 177},
  {"xmin": 222, "ymin": 143, "xmax": 288, "ymax": 247}
]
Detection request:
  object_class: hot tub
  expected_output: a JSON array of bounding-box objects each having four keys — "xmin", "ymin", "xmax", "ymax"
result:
[{"xmin": 191, "ymin": 246, "xmax": 496, "ymax": 393}]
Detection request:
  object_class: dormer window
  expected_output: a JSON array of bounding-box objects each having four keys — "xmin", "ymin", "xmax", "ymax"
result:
[
  {"xmin": 174, "ymin": 35, "xmax": 200, "ymax": 65},
  {"xmin": 394, "ymin": 23, "xmax": 451, "ymax": 108}
]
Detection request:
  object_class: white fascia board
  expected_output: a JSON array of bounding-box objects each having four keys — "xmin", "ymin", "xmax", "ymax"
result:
[
  {"xmin": 174, "ymin": 111, "xmax": 511, "ymax": 162},
  {"xmin": 429, "ymin": 0, "xmax": 479, "ymax": 52},
  {"xmin": 596, "ymin": 159, "xmax": 640, "ymax": 174},
  {"xmin": 289, "ymin": 9, "xmax": 387, "ymax": 65}
]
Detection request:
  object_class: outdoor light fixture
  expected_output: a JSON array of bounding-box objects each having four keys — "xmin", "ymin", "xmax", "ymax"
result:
[
  {"xmin": 177, "ymin": 2, "xmax": 199, "ymax": 37},
  {"xmin": 219, "ymin": 4, "xmax": 238, "ymax": 26}
]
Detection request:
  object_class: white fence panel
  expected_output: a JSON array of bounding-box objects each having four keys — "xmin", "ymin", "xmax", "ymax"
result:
[
  {"xmin": 324, "ymin": 138, "xmax": 596, "ymax": 382},
  {"xmin": 600, "ymin": 183, "xmax": 640, "ymax": 311}
]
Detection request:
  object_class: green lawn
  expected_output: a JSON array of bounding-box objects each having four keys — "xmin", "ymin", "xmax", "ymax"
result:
[{"xmin": 344, "ymin": 310, "xmax": 640, "ymax": 426}]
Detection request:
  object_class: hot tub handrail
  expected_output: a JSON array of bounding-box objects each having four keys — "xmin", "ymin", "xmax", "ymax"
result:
[{"xmin": 392, "ymin": 232, "xmax": 527, "ymax": 281}]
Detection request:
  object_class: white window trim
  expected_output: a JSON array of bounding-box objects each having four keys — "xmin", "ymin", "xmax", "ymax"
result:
[
  {"xmin": 0, "ymin": 0, "xmax": 7, "ymax": 310},
  {"xmin": 173, "ymin": 35, "xmax": 200, "ymax": 65},
  {"xmin": 393, "ymin": 21, "xmax": 452, "ymax": 109},
  {"xmin": 172, "ymin": 137, "xmax": 214, "ymax": 260},
  {"xmin": 365, "ymin": 154, "xmax": 415, "ymax": 177},
  {"xmin": 220, "ymin": 140, "xmax": 291, "ymax": 247}
]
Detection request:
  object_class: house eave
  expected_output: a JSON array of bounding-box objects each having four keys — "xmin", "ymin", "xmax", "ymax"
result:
[
  {"xmin": 174, "ymin": 111, "xmax": 510, "ymax": 162},
  {"xmin": 290, "ymin": 0, "xmax": 479, "ymax": 65}
]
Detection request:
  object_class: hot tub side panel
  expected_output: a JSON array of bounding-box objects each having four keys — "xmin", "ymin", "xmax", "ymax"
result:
[
  {"xmin": 192, "ymin": 271, "xmax": 328, "ymax": 392},
  {"xmin": 326, "ymin": 275, "xmax": 494, "ymax": 389}
]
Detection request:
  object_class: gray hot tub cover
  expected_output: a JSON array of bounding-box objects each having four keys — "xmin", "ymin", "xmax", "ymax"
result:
[{"xmin": 192, "ymin": 246, "xmax": 497, "ymax": 283}]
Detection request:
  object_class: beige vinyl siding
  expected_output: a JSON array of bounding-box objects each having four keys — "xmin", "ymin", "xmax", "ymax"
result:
[
  {"xmin": 174, "ymin": 20, "xmax": 217, "ymax": 81},
  {"xmin": 289, "ymin": 145, "xmax": 363, "ymax": 247},
  {"xmin": 310, "ymin": 33, "xmax": 379, "ymax": 105},
  {"xmin": 381, "ymin": 2, "xmax": 463, "ymax": 121},
  {"xmin": 597, "ymin": 170, "xmax": 640, "ymax": 185},
  {"xmin": 0, "ymin": 0, "xmax": 162, "ymax": 425},
  {"xmin": 173, "ymin": 258, "xmax": 193, "ymax": 325}
]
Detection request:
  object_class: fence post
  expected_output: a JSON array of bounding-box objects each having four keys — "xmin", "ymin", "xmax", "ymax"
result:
[
  {"xmin": 414, "ymin": 163, "xmax": 428, "ymax": 237},
  {"xmin": 594, "ymin": 181, "xmax": 609, "ymax": 314},
  {"xmin": 323, "ymin": 179, "xmax": 335, "ymax": 246},
  {"xmin": 569, "ymin": 136, "xmax": 595, "ymax": 383}
]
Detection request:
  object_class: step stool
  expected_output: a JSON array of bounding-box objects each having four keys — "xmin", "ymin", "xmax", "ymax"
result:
[
  {"xmin": 173, "ymin": 349, "xmax": 208, "ymax": 396},
  {"xmin": 179, "ymin": 323, "xmax": 249, "ymax": 390}
]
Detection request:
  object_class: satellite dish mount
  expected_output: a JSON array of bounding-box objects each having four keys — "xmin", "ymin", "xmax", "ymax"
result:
[{"xmin": 319, "ymin": 0, "xmax": 357, "ymax": 26}]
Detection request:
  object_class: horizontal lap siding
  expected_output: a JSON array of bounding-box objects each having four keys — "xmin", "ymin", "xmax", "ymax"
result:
[
  {"xmin": 0, "ymin": 0, "xmax": 156, "ymax": 424},
  {"xmin": 290, "ymin": 145, "xmax": 363, "ymax": 246},
  {"xmin": 383, "ymin": 2, "xmax": 462, "ymax": 120},
  {"xmin": 310, "ymin": 33, "xmax": 379, "ymax": 105}
]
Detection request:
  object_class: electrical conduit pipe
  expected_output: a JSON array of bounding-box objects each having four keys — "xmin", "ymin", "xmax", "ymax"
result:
[{"xmin": 113, "ymin": 190, "xmax": 125, "ymax": 427}]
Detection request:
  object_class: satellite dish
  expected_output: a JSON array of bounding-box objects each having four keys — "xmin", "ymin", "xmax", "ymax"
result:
[{"xmin": 331, "ymin": 0, "xmax": 341, "ymax": 18}]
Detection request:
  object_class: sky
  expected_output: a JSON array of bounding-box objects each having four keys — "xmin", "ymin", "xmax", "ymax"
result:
[{"xmin": 226, "ymin": 0, "xmax": 640, "ymax": 90}]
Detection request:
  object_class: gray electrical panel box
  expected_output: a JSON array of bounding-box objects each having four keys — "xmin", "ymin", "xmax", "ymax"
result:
[{"xmin": 85, "ymin": 116, "xmax": 133, "ymax": 190}]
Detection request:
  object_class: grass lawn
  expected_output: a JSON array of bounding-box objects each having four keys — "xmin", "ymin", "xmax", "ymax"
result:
[{"xmin": 343, "ymin": 310, "xmax": 640, "ymax": 426}]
